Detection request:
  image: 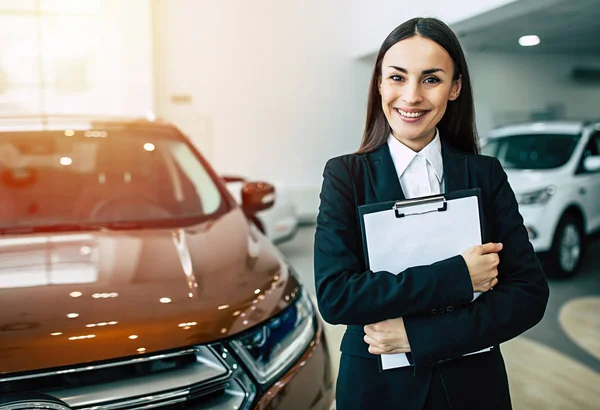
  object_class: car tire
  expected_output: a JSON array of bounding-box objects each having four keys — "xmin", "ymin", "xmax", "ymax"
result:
[{"xmin": 548, "ymin": 213, "xmax": 585, "ymax": 278}]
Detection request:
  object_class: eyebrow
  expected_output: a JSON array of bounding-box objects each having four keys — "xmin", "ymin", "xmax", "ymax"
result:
[{"xmin": 388, "ymin": 66, "xmax": 445, "ymax": 75}]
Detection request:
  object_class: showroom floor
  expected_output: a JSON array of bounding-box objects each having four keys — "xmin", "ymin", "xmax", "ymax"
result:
[{"xmin": 278, "ymin": 226, "xmax": 600, "ymax": 410}]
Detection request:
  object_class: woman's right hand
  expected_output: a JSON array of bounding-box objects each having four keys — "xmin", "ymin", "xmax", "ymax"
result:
[{"xmin": 461, "ymin": 242, "xmax": 503, "ymax": 292}]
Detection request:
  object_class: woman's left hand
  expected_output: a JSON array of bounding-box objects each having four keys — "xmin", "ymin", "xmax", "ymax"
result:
[{"xmin": 364, "ymin": 317, "xmax": 411, "ymax": 354}]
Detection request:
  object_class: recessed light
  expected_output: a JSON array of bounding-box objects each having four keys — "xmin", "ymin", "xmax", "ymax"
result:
[
  {"xmin": 67, "ymin": 313, "xmax": 79, "ymax": 319},
  {"xmin": 69, "ymin": 291, "xmax": 82, "ymax": 298},
  {"xmin": 160, "ymin": 297, "xmax": 172, "ymax": 304},
  {"xmin": 518, "ymin": 35, "xmax": 540, "ymax": 47}
]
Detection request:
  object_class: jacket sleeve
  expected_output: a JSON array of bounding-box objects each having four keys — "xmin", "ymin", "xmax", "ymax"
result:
[
  {"xmin": 314, "ymin": 157, "xmax": 474, "ymax": 326},
  {"xmin": 403, "ymin": 157, "xmax": 550, "ymax": 367}
]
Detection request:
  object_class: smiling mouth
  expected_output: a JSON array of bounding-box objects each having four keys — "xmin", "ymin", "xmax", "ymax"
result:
[{"xmin": 394, "ymin": 108, "xmax": 430, "ymax": 118}]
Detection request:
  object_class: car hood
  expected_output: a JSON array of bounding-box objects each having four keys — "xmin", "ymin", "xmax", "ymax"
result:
[
  {"xmin": 0, "ymin": 209, "xmax": 301, "ymax": 375},
  {"xmin": 504, "ymin": 168, "xmax": 565, "ymax": 194}
]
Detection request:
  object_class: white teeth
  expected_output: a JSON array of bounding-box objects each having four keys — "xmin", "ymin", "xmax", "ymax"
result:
[{"xmin": 397, "ymin": 109, "xmax": 426, "ymax": 118}]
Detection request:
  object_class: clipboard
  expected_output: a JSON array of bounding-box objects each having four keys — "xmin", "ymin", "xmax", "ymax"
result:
[{"xmin": 358, "ymin": 188, "xmax": 493, "ymax": 370}]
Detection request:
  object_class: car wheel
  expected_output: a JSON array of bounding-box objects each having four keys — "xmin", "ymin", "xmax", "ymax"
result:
[{"xmin": 548, "ymin": 213, "xmax": 584, "ymax": 278}]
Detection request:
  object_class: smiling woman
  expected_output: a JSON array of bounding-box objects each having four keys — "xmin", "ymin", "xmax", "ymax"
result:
[
  {"xmin": 378, "ymin": 37, "xmax": 462, "ymax": 151},
  {"xmin": 314, "ymin": 16, "xmax": 549, "ymax": 410}
]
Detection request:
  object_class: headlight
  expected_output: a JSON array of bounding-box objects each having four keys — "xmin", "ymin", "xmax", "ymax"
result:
[
  {"xmin": 230, "ymin": 289, "xmax": 316, "ymax": 385},
  {"xmin": 517, "ymin": 186, "xmax": 556, "ymax": 205}
]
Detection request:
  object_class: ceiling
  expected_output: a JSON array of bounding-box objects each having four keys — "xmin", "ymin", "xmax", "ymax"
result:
[{"xmin": 454, "ymin": 0, "xmax": 600, "ymax": 55}]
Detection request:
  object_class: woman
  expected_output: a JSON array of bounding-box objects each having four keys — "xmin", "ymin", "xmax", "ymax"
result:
[{"xmin": 314, "ymin": 17, "xmax": 549, "ymax": 410}]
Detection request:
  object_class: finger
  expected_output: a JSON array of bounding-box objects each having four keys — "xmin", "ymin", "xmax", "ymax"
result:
[
  {"xmin": 364, "ymin": 325, "xmax": 378, "ymax": 338},
  {"xmin": 485, "ymin": 253, "xmax": 499, "ymax": 268},
  {"xmin": 364, "ymin": 334, "xmax": 384, "ymax": 349},
  {"xmin": 366, "ymin": 340, "xmax": 390, "ymax": 353},
  {"xmin": 387, "ymin": 347, "xmax": 411, "ymax": 354},
  {"xmin": 368, "ymin": 345, "xmax": 384, "ymax": 355},
  {"xmin": 479, "ymin": 242, "xmax": 502, "ymax": 254},
  {"xmin": 492, "ymin": 253, "xmax": 500, "ymax": 267}
]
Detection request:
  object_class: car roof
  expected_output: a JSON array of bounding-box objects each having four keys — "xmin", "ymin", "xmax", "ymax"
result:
[
  {"xmin": 487, "ymin": 120, "xmax": 600, "ymax": 139},
  {"xmin": 0, "ymin": 114, "xmax": 174, "ymax": 132}
]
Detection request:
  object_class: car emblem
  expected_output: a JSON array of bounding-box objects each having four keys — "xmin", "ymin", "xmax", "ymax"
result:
[{"xmin": 0, "ymin": 393, "xmax": 71, "ymax": 410}]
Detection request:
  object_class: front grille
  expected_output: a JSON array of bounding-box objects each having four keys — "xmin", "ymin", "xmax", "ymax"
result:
[{"xmin": 0, "ymin": 346, "xmax": 255, "ymax": 410}]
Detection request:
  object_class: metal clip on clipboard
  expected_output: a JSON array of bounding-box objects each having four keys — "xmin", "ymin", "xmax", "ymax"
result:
[{"xmin": 392, "ymin": 195, "xmax": 448, "ymax": 218}]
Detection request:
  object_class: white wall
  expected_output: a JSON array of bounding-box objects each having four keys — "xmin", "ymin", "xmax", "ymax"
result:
[
  {"xmin": 153, "ymin": 0, "xmax": 523, "ymax": 221},
  {"xmin": 468, "ymin": 51, "xmax": 600, "ymax": 138}
]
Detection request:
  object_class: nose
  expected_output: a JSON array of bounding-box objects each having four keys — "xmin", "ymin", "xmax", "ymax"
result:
[{"xmin": 402, "ymin": 80, "xmax": 423, "ymax": 105}]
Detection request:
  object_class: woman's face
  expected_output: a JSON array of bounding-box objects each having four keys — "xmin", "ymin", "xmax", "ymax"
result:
[{"xmin": 379, "ymin": 35, "xmax": 462, "ymax": 151}]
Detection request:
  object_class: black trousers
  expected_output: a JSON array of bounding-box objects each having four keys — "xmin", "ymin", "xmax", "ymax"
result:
[
  {"xmin": 336, "ymin": 354, "xmax": 450, "ymax": 410},
  {"xmin": 423, "ymin": 370, "xmax": 450, "ymax": 410}
]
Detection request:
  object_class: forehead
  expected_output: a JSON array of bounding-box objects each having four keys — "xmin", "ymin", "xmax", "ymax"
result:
[{"xmin": 382, "ymin": 36, "xmax": 454, "ymax": 71}]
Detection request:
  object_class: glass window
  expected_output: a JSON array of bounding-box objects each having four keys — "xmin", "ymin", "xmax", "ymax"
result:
[
  {"xmin": 481, "ymin": 134, "xmax": 581, "ymax": 170},
  {"xmin": 0, "ymin": 126, "xmax": 228, "ymax": 232}
]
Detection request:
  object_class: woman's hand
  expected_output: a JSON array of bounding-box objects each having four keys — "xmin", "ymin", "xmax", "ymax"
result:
[
  {"xmin": 461, "ymin": 242, "xmax": 503, "ymax": 293},
  {"xmin": 364, "ymin": 317, "xmax": 411, "ymax": 354}
]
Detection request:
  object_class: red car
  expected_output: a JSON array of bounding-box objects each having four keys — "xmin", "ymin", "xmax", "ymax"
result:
[{"xmin": 0, "ymin": 116, "xmax": 334, "ymax": 410}]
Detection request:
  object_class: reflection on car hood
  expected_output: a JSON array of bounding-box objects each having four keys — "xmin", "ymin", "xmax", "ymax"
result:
[
  {"xmin": 504, "ymin": 168, "xmax": 565, "ymax": 194},
  {"xmin": 0, "ymin": 208, "xmax": 300, "ymax": 375}
]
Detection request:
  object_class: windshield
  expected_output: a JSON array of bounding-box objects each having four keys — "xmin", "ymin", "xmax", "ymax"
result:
[
  {"xmin": 481, "ymin": 133, "xmax": 581, "ymax": 170},
  {"xmin": 0, "ymin": 126, "xmax": 229, "ymax": 233}
]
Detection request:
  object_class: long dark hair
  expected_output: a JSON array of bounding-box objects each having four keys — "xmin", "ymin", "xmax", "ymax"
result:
[{"xmin": 357, "ymin": 17, "xmax": 479, "ymax": 154}]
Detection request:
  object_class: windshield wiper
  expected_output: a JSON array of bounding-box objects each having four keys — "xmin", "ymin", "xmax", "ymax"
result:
[{"xmin": 0, "ymin": 223, "xmax": 103, "ymax": 235}]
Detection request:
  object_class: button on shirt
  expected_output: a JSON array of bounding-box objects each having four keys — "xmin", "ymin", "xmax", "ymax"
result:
[{"xmin": 387, "ymin": 130, "xmax": 444, "ymax": 199}]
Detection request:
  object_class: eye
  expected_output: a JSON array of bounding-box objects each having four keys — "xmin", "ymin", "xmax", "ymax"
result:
[
  {"xmin": 424, "ymin": 77, "xmax": 441, "ymax": 84},
  {"xmin": 389, "ymin": 75, "xmax": 404, "ymax": 82}
]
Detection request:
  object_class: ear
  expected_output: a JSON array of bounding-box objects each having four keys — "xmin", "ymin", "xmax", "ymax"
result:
[{"xmin": 449, "ymin": 75, "xmax": 462, "ymax": 101}]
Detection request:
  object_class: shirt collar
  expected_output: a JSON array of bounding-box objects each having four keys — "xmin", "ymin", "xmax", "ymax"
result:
[{"xmin": 387, "ymin": 129, "xmax": 444, "ymax": 183}]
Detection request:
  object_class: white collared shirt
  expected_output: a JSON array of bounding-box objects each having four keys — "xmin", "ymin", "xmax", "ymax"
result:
[{"xmin": 387, "ymin": 129, "xmax": 444, "ymax": 199}]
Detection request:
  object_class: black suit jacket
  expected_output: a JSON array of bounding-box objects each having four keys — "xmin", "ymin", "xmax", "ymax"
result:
[{"xmin": 314, "ymin": 142, "xmax": 550, "ymax": 410}]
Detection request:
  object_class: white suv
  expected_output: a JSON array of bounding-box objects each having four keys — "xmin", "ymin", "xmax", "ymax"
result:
[{"xmin": 483, "ymin": 121, "xmax": 600, "ymax": 277}]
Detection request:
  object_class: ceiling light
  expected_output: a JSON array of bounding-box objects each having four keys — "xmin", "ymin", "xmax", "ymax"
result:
[
  {"xmin": 60, "ymin": 157, "xmax": 73, "ymax": 166},
  {"xmin": 160, "ymin": 297, "xmax": 172, "ymax": 304},
  {"xmin": 51, "ymin": 332, "xmax": 62, "ymax": 336},
  {"xmin": 67, "ymin": 313, "xmax": 79, "ymax": 319},
  {"xmin": 518, "ymin": 35, "xmax": 540, "ymax": 47},
  {"xmin": 70, "ymin": 291, "xmax": 82, "ymax": 298},
  {"xmin": 129, "ymin": 335, "xmax": 138, "ymax": 340},
  {"xmin": 143, "ymin": 143, "xmax": 155, "ymax": 152}
]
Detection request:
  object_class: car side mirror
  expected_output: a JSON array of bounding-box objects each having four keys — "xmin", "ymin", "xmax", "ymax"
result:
[
  {"xmin": 583, "ymin": 156, "xmax": 600, "ymax": 172},
  {"xmin": 241, "ymin": 181, "xmax": 275, "ymax": 216}
]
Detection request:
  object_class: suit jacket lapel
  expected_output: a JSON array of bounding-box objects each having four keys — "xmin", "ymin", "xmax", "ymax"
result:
[
  {"xmin": 365, "ymin": 143, "xmax": 406, "ymax": 203},
  {"xmin": 441, "ymin": 141, "xmax": 470, "ymax": 193},
  {"xmin": 365, "ymin": 140, "xmax": 470, "ymax": 203}
]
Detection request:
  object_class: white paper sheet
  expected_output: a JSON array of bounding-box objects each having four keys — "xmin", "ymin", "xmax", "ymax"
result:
[{"xmin": 362, "ymin": 195, "xmax": 492, "ymax": 370}]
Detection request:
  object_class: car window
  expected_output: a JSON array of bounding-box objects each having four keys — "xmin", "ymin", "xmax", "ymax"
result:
[
  {"xmin": 482, "ymin": 133, "xmax": 581, "ymax": 170},
  {"xmin": 0, "ymin": 127, "xmax": 228, "ymax": 232},
  {"xmin": 588, "ymin": 133, "xmax": 600, "ymax": 156}
]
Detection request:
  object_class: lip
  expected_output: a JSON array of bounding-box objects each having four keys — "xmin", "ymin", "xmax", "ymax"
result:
[
  {"xmin": 394, "ymin": 108, "xmax": 430, "ymax": 123},
  {"xmin": 396, "ymin": 107, "xmax": 428, "ymax": 113}
]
